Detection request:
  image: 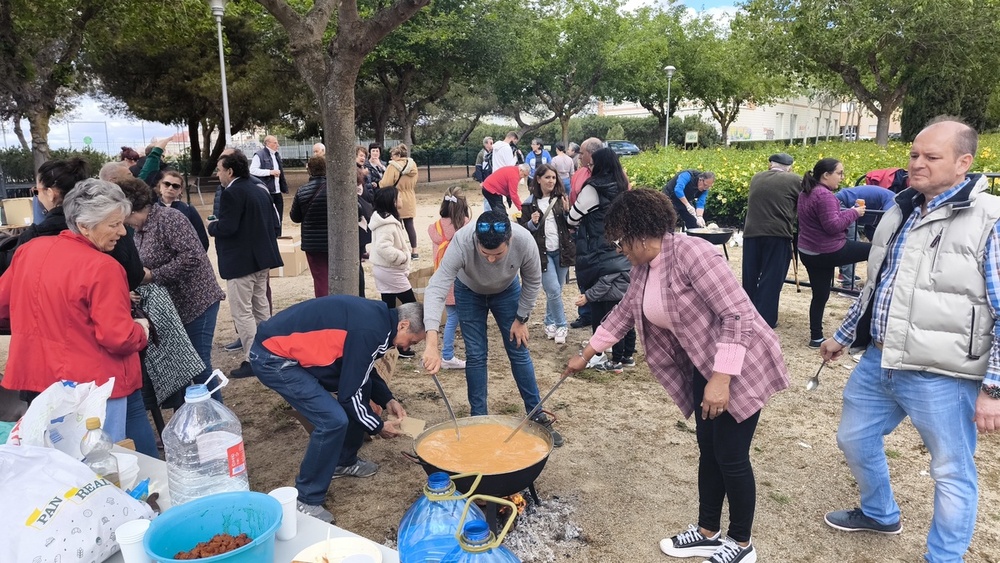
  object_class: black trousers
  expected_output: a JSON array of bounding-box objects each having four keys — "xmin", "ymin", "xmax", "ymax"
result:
[
  {"xmin": 741, "ymin": 236, "xmax": 792, "ymax": 328},
  {"xmin": 271, "ymin": 192, "xmax": 284, "ymax": 235},
  {"xmin": 482, "ymin": 188, "xmax": 505, "ymax": 212},
  {"xmin": 589, "ymin": 299, "xmax": 636, "ymax": 362},
  {"xmin": 693, "ymin": 370, "xmax": 761, "ymax": 543},
  {"xmin": 381, "ymin": 289, "xmax": 416, "ymax": 309},
  {"xmin": 402, "ymin": 217, "xmax": 418, "ymax": 250},
  {"xmin": 799, "ymin": 240, "xmax": 871, "ymax": 340}
]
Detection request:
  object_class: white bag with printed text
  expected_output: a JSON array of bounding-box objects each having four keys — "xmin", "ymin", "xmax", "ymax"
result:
[{"xmin": 7, "ymin": 379, "xmax": 114, "ymax": 460}]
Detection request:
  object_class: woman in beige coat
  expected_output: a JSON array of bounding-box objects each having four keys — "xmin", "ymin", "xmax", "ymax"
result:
[{"xmin": 379, "ymin": 144, "xmax": 419, "ymax": 258}]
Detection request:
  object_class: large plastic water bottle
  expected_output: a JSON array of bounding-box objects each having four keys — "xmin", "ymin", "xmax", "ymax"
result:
[
  {"xmin": 163, "ymin": 371, "xmax": 248, "ymax": 505},
  {"xmin": 80, "ymin": 417, "xmax": 120, "ymax": 487},
  {"xmin": 398, "ymin": 472, "xmax": 486, "ymax": 563},
  {"xmin": 441, "ymin": 495, "xmax": 521, "ymax": 563}
]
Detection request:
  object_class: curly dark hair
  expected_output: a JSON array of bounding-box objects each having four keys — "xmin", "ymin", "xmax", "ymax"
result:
[
  {"xmin": 604, "ymin": 188, "xmax": 677, "ymax": 248},
  {"xmin": 116, "ymin": 177, "xmax": 156, "ymax": 212}
]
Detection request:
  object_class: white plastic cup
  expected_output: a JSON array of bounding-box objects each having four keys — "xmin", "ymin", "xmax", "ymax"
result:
[
  {"xmin": 115, "ymin": 519, "xmax": 152, "ymax": 563},
  {"xmin": 269, "ymin": 486, "xmax": 298, "ymax": 540}
]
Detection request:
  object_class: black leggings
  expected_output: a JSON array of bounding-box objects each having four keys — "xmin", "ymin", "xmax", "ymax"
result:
[
  {"xmin": 381, "ymin": 289, "xmax": 416, "ymax": 309},
  {"xmin": 693, "ymin": 370, "xmax": 761, "ymax": 543},
  {"xmin": 799, "ymin": 240, "xmax": 871, "ymax": 340},
  {"xmin": 402, "ymin": 217, "xmax": 418, "ymax": 250},
  {"xmin": 589, "ymin": 299, "xmax": 636, "ymax": 362}
]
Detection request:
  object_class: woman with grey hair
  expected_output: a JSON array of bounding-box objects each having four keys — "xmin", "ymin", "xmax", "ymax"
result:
[{"xmin": 0, "ymin": 179, "xmax": 153, "ymax": 450}]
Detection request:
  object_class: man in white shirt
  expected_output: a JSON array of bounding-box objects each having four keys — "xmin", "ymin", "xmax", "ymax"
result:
[
  {"xmin": 250, "ymin": 135, "xmax": 288, "ymax": 231},
  {"xmin": 491, "ymin": 131, "xmax": 520, "ymax": 170}
]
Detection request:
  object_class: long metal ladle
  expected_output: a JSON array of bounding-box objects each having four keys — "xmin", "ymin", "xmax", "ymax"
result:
[
  {"xmin": 503, "ymin": 369, "xmax": 571, "ymax": 443},
  {"xmin": 806, "ymin": 360, "xmax": 827, "ymax": 391},
  {"xmin": 431, "ymin": 373, "xmax": 460, "ymax": 440}
]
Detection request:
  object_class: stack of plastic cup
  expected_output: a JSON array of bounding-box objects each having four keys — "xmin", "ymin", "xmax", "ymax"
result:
[
  {"xmin": 269, "ymin": 487, "xmax": 298, "ymax": 540},
  {"xmin": 115, "ymin": 519, "xmax": 152, "ymax": 563}
]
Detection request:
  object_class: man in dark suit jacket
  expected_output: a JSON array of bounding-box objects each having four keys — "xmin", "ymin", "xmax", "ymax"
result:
[{"xmin": 208, "ymin": 151, "xmax": 283, "ymax": 378}]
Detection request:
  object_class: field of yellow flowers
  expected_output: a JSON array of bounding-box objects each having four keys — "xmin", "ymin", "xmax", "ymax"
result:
[{"xmin": 624, "ymin": 135, "xmax": 1000, "ymax": 226}]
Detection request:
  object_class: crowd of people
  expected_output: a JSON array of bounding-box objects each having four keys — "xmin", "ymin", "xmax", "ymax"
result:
[{"xmin": 2, "ymin": 117, "xmax": 1000, "ymax": 563}]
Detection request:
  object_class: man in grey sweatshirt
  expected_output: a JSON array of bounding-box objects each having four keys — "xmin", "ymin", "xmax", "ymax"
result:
[{"xmin": 422, "ymin": 210, "xmax": 563, "ymax": 446}]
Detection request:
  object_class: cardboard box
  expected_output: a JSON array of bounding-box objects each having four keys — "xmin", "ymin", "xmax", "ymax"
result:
[
  {"xmin": 270, "ymin": 235, "xmax": 308, "ymax": 277},
  {"xmin": 1, "ymin": 197, "xmax": 34, "ymax": 226}
]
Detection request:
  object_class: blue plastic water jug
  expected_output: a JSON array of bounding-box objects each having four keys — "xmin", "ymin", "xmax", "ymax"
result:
[
  {"xmin": 441, "ymin": 495, "xmax": 521, "ymax": 562},
  {"xmin": 398, "ymin": 472, "xmax": 486, "ymax": 563}
]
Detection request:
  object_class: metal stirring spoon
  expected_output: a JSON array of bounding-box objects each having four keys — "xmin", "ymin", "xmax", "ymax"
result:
[{"xmin": 806, "ymin": 360, "xmax": 828, "ymax": 391}]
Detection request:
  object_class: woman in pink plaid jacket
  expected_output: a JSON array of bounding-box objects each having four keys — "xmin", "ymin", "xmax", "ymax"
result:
[{"xmin": 566, "ymin": 189, "xmax": 789, "ymax": 563}]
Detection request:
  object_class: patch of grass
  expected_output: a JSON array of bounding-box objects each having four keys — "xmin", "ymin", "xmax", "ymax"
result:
[
  {"xmin": 496, "ymin": 402, "xmax": 522, "ymax": 415},
  {"xmin": 768, "ymin": 491, "xmax": 792, "ymax": 505},
  {"xmin": 571, "ymin": 370, "xmax": 615, "ymax": 383},
  {"xmin": 885, "ymin": 449, "xmax": 902, "ymax": 459}
]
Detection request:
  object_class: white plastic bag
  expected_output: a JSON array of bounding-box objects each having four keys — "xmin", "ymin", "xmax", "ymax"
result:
[
  {"xmin": 7, "ymin": 379, "xmax": 114, "ymax": 460},
  {"xmin": 0, "ymin": 444, "xmax": 155, "ymax": 563}
]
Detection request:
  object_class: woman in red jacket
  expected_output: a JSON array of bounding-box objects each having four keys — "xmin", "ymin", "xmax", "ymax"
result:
[{"xmin": 0, "ymin": 179, "xmax": 150, "ymax": 443}]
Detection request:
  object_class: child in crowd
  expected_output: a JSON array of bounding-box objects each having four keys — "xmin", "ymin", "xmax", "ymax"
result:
[
  {"xmin": 369, "ymin": 186, "xmax": 416, "ymax": 358},
  {"xmin": 428, "ymin": 186, "xmax": 469, "ymax": 369}
]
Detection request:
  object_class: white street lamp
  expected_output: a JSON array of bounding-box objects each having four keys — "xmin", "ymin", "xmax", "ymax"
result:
[
  {"xmin": 664, "ymin": 65, "xmax": 676, "ymax": 148},
  {"xmin": 209, "ymin": 0, "xmax": 232, "ymax": 145}
]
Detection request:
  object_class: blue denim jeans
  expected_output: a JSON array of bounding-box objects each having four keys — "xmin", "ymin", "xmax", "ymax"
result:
[
  {"xmin": 184, "ymin": 301, "xmax": 221, "ymax": 403},
  {"xmin": 125, "ymin": 389, "xmax": 159, "ymax": 458},
  {"xmin": 453, "ymin": 278, "xmax": 542, "ymax": 416},
  {"xmin": 250, "ymin": 343, "xmax": 366, "ymax": 506},
  {"xmin": 837, "ymin": 345, "xmax": 979, "ymax": 563},
  {"xmin": 541, "ymin": 251, "xmax": 568, "ymax": 329},
  {"xmin": 442, "ymin": 304, "xmax": 460, "ymax": 361}
]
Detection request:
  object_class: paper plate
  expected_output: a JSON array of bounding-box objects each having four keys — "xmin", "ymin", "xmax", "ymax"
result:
[{"xmin": 291, "ymin": 537, "xmax": 383, "ymax": 563}]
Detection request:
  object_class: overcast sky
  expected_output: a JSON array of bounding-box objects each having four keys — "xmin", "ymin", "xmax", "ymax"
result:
[{"xmin": 2, "ymin": 0, "xmax": 738, "ymax": 154}]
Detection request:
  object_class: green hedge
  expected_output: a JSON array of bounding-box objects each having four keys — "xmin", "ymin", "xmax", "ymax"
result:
[
  {"xmin": 0, "ymin": 148, "xmax": 111, "ymax": 184},
  {"xmin": 624, "ymin": 135, "xmax": 1000, "ymax": 227}
]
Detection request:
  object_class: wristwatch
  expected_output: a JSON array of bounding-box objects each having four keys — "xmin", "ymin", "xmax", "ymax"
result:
[
  {"xmin": 515, "ymin": 314, "xmax": 530, "ymax": 324},
  {"xmin": 982, "ymin": 383, "xmax": 1000, "ymax": 399}
]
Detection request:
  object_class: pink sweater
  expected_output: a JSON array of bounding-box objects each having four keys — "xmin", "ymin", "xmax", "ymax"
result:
[{"xmin": 590, "ymin": 250, "xmax": 745, "ymax": 376}]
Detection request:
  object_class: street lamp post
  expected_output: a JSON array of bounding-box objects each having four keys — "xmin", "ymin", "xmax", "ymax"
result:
[
  {"xmin": 664, "ymin": 65, "xmax": 676, "ymax": 148},
  {"xmin": 209, "ymin": 0, "xmax": 232, "ymax": 145}
]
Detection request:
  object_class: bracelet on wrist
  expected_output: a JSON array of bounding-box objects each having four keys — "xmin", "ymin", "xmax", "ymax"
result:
[{"xmin": 982, "ymin": 383, "xmax": 1000, "ymax": 399}]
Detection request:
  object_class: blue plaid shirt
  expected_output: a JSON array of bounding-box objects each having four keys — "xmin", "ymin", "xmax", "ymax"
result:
[{"xmin": 833, "ymin": 180, "xmax": 1000, "ymax": 386}]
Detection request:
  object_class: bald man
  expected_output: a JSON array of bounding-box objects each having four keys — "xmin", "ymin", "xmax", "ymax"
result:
[
  {"xmin": 820, "ymin": 118, "xmax": 1000, "ymax": 561},
  {"xmin": 250, "ymin": 135, "xmax": 288, "ymax": 231}
]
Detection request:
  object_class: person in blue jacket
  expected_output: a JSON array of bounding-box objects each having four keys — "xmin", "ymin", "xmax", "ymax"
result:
[
  {"xmin": 525, "ymin": 138, "xmax": 552, "ymax": 179},
  {"xmin": 249, "ymin": 296, "xmax": 426, "ymax": 524},
  {"xmin": 834, "ymin": 185, "xmax": 896, "ymax": 286},
  {"xmin": 663, "ymin": 169, "xmax": 715, "ymax": 229}
]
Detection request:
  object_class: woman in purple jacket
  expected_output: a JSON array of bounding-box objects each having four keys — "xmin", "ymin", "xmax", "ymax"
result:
[
  {"xmin": 565, "ymin": 189, "xmax": 788, "ymax": 563},
  {"xmin": 797, "ymin": 158, "xmax": 869, "ymax": 347}
]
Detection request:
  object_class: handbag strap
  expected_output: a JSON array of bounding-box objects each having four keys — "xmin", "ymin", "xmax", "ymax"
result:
[{"xmin": 302, "ymin": 181, "xmax": 325, "ymax": 215}]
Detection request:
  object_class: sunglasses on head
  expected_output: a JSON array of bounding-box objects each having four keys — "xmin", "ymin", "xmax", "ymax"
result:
[
  {"xmin": 161, "ymin": 181, "xmax": 182, "ymax": 189},
  {"xmin": 477, "ymin": 221, "xmax": 508, "ymax": 234}
]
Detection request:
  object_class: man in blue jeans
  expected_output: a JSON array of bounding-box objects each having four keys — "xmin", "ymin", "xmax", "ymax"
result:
[
  {"xmin": 421, "ymin": 210, "xmax": 563, "ymax": 447},
  {"xmin": 820, "ymin": 118, "xmax": 1000, "ymax": 562},
  {"xmin": 250, "ymin": 296, "xmax": 426, "ymax": 524}
]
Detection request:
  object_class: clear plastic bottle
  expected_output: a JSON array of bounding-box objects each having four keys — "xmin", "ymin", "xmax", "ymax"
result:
[
  {"xmin": 398, "ymin": 472, "xmax": 486, "ymax": 563},
  {"xmin": 80, "ymin": 417, "xmax": 120, "ymax": 487},
  {"xmin": 441, "ymin": 520, "xmax": 520, "ymax": 563},
  {"xmin": 163, "ymin": 372, "xmax": 248, "ymax": 505}
]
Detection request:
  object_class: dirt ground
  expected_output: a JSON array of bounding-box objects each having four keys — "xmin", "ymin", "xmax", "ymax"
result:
[{"xmin": 4, "ymin": 178, "xmax": 1000, "ymax": 562}]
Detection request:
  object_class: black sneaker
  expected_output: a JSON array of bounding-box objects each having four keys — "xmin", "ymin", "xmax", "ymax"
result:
[
  {"xmin": 660, "ymin": 525, "xmax": 723, "ymax": 558},
  {"xmin": 531, "ymin": 413, "xmax": 564, "ymax": 447},
  {"xmin": 594, "ymin": 360, "xmax": 623, "ymax": 373},
  {"xmin": 397, "ymin": 348, "xmax": 416, "ymax": 359},
  {"xmin": 223, "ymin": 338, "xmax": 243, "ymax": 351},
  {"xmin": 230, "ymin": 361, "xmax": 255, "ymax": 379},
  {"xmin": 808, "ymin": 338, "xmax": 824, "ymax": 348},
  {"xmin": 824, "ymin": 508, "xmax": 902, "ymax": 534},
  {"xmin": 703, "ymin": 538, "xmax": 757, "ymax": 563},
  {"xmin": 621, "ymin": 357, "xmax": 636, "ymax": 367},
  {"xmin": 570, "ymin": 317, "xmax": 591, "ymax": 329}
]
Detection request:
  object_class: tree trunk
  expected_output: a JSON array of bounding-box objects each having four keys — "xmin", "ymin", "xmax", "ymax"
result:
[
  {"xmin": 560, "ymin": 115, "xmax": 570, "ymax": 147},
  {"xmin": 875, "ymin": 112, "xmax": 890, "ymax": 147},
  {"xmin": 188, "ymin": 117, "xmax": 202, "ymax": 176},
  {"xmin": 401, "ymin": 120, "xmax": 413, "ymax": 147},
  {"xmin": 325, "ymin": 64, "xmax": 366, "ymax": 296},
  {"xmin": 26, "ymin": 111, "xmax": 51, "ymax": 173},
  {"xmin": 456, "ymin": 114, "xmax": 482, "ymax": 146},
  {"xmin": 12, "ymin": 117, "xmax": 28, "ymax": 151}
]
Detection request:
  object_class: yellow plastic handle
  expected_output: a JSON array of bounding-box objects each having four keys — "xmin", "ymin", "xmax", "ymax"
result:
[{"xmin": 454, "ymin": 494, "xmax": 518, "ymax": 552}]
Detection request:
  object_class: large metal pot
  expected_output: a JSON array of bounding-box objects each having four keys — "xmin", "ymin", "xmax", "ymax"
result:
[
  {"xmin": 686, "ymin": 227, "xmax": 735, "ymax": 246},
  {"xmin": 404, "ymin": 415, "xmax": 553, "ymax": 498}
]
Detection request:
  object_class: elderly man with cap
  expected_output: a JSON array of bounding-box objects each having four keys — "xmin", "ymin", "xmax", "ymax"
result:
[{"xmin": 741, "ymin": 153, "xmax": 800, "ymax": 328}]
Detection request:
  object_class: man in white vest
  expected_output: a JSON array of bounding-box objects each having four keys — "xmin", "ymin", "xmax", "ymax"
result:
[{"xmin": 819, "ymin": 117, "xmax": 1000, "ymax": 562}]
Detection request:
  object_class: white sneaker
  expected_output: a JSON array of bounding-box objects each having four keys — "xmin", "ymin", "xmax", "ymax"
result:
[
  {"xmin": 544, "ymin": 324, "xmax": 557, "ymax": 339},
  {"xmin": 440, "ymin": 356, "xmax": 467, "ymax": 370},
  {"xmin": 554, "ymin": 326, "xmax": 568, "ymax": 344},
  {"xmin": 586, "ymin": 352, "xmax": 606, "ymax": 368}
]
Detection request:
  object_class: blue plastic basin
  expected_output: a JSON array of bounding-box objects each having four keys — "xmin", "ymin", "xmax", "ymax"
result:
[{"xmin": 143, "ymin": 491, "xmax": 282, "ymax": 562}]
